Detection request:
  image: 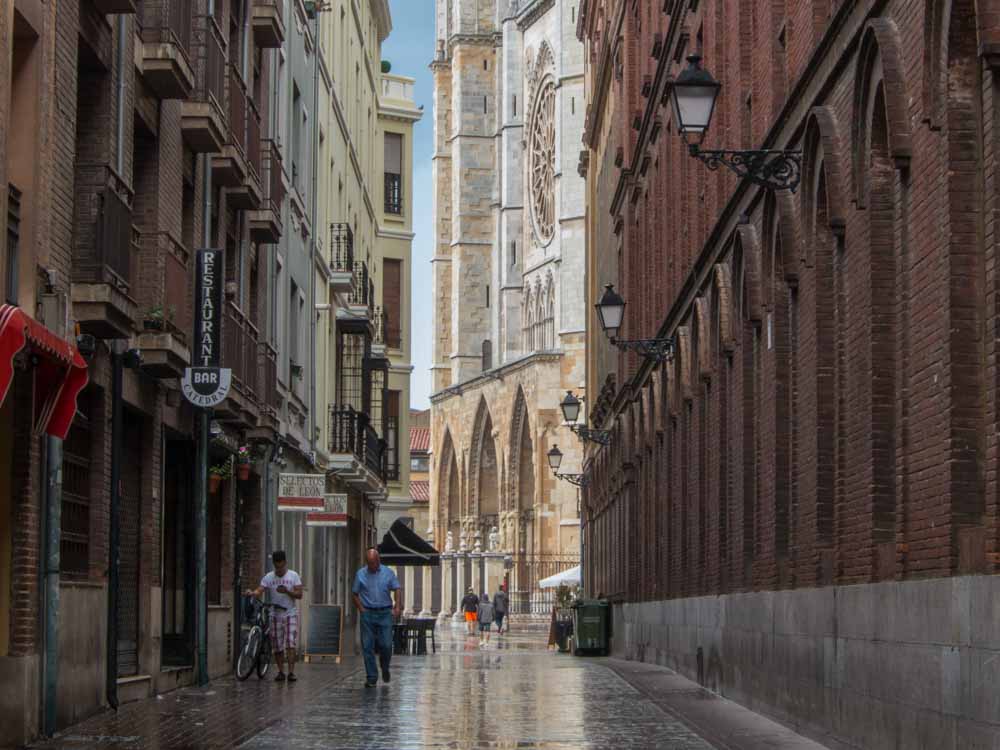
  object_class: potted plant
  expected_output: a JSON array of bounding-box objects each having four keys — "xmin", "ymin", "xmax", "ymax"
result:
[
  {"xmin": 208, "ymin": 459, "xmax": 232, "ymax": 494},
  {"xmin": 236, "ymin": 445, "xmax": 251, "ymax": 481},
  {"xmin": 290, "ymin": 360, "xmax": 303, "ymax": 379},
  {"xmin": 143, "ymin": 305, "xmax": 165, "ymax": 331}
]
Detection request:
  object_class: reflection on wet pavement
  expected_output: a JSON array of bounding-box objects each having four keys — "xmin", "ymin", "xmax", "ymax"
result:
[{"xmin": 241, "ymin": 628, "xmax": 717, "ymax": 750}]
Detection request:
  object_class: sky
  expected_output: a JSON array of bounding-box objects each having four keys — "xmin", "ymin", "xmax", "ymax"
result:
[{"xmin": 382, "ymin": 1, "xmax": 436, "ymax": 411}]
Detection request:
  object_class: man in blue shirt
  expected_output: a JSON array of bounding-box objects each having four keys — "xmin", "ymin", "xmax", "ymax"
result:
[{"xmin": 352, "ymin": 547, "xmax": 401, "ymax": 688}]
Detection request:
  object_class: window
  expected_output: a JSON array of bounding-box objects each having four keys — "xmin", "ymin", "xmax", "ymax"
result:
[
  {"xmin": 383, "ymin": 258, "xmax": 402, "ymax": 348},
  {"xmin": 384, "ymin": 133, "xmax": 403, "ymax": 215},
  {"xmin": 513, "ymin": 95, "xmax": 517, "ymax": 117},
  {"xmin": 62, "ymin": 388, "xmax": 94, "ymax": 579},
  {"xmin": 292, "ymin": 84, "xmax": 303, "ymax": 194},
  {"xmin": 482, "ymin": 339, "xmax": 493, "ymax": 370},
  {"xmin": 386, "ymin": 391, "xmax": 400, "ymax": 480},
  {"xmin": 411, "ymin": 456, "xmax": 429, "ymax": 473},
  {"xmin": 486, "ymin": 284, "xmax": 490, "ymax": 308},
  {"xmin": 289, "ymin": 280, "xmax": 300, "ymax": 373},
  {"xmin": 510, "ymin": 240, "xmax": 516, "ymax": 266},
  {"xmin": 6, "ymin": 184, "xmax": 20, "ymax": 305}
]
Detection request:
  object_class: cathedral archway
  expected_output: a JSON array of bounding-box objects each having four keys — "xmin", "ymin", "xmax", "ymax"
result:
[{"xmin": 470, "ymin": 398, "xmax": 499, "ymax": 528}]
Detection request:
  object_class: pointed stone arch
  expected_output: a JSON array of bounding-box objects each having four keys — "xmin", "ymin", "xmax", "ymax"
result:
[
  {"xmin": 508, "ymin": 386, "xmax": 536, "ymax": 515},
  {"xmin": 469, "ymin": 397, "xmax": 500, "ymax": 520},
  {"xmin": 438, "ymin": 428, "xmax": 462, "ymax": 543}
]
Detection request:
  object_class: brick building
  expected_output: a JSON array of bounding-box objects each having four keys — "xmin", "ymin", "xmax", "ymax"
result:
[
  {"xmin": 580, "ymin": 0, "xmax": 1000, "ymax": 746},
  {"xmin": 0, "ymin": 0, "xmax": 290, "ymax": 741}
]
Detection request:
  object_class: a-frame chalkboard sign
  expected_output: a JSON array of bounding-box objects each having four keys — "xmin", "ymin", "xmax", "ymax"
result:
[{"xmin": 303, "ymin": 604, "xmax": 344, "ymax": 663}]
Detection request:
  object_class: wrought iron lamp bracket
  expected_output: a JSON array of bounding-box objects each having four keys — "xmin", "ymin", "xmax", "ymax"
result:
[
  {"xmin": 610, "ymin": 336, "xmax": 675, "ymax": 362},
  {"xmin": 688, "ymin": 145, "xmax": 803, "ymax": 193},
  {"xmin": 571, "ymin": 424, "xmax": 611, "ymax": 447},
  {"xmin": 556, "ymin": 473, "xmax": 590, "ymax": 488}
]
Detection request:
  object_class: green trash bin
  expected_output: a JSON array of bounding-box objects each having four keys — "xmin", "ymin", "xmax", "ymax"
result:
[{"xmin": 572, "ymin": 599, "xmax": 610, "ymax": 655}]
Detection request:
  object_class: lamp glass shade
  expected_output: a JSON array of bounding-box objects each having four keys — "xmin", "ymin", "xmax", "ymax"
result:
[
  {"xmin": 595, "ymin": 284, "xmax": 626, "ymax": 338},
  {"xmin": 560, "ymin": 391, "xmax": 581, "ymax": 424},
  {"xmin": 547, "ymin": 445, "xmax": 563, "ymax": 471},
  {"xmin": 670, "ymin": 55, "xmax": 721, "ymax": 143}
]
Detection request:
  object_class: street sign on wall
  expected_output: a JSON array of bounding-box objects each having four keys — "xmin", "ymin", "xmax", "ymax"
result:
[
  {"xmin": 278, "ymin": 473, "xmax": 326, "ymax": 511},
  {"xmin": 183, "ymin": 249, "xmax": 230, "ymax": 407},
  {"xmin": 306, "ymin": 494, "xmax": 349, "ymax": 527}
]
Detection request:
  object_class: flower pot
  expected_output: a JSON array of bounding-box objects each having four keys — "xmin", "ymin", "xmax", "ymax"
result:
[
  {"xmin": 143, "ymin": 319, "xmax": 164, "ymax": 332},
  {"xmin": 237, "ymin": 463, "xmax": 251, "ymax": 481},
  {"xmin": 208, "ymin": 474, "xmax": 223, "ymax": 494}
]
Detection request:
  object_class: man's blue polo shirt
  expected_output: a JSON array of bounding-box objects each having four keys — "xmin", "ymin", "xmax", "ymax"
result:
[{"xmin": 352, "ymin": 564, "xmax": 400, "ymax": 609}]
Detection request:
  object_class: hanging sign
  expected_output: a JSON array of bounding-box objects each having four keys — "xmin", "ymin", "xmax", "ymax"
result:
[
  {"xmin": 183, "ymin": 249, "xmax": 230, "ymax": 407},
  {"xmin": 278, "ymin": 473, "xmax": 326, "ymax": 511},
  {"xmin": 306, "ymin": 494, "xmax": 349, "ymax": 527}
]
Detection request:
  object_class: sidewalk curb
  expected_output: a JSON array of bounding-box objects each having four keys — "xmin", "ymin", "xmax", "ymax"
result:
[{"xmin": 604, "ymin": 658, "xmax": 831, "ymax": 750}]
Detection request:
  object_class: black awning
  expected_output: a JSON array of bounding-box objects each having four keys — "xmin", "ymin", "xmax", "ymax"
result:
[{"xmin": 378, "ymin": 519, "xmax": 440, "ymax": 566}]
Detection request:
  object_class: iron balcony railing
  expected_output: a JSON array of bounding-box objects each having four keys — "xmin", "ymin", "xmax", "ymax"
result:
[
  {"xmin": 228, "ymin": 65, "xmax": 248, "ymax": 156},
  {"xmin": 137, "ymin": 232, "xmax": 192, "ymax": 342},
  {"xmin": 384, "ymin": 172, "xmax": 402, "ymax": 215},
  {"xmin": 330, "ymin": 222, "xmax": 354, "ymax": 273},
  {"xmin": 247, "ymin": 97, "xmax": 262, "ymax": 181},
  {"xmin": 223, "ymin": 302, "xmax": 259, "ymax": 399},
  {"xmin": 75, "ymin": 167, "xmax": 134, "ymax": 292},
  {"xmin": 347, "ymin": 261, "xmax": 374, "ymax": 315},
  {"xmin": 329, "ymin": 405, "xmax": 386, "ymax": 481},
  {"xmin": 262, "ymin": 139, "xmax": 285, "ymax": 213},
  {"xmin": 140, "ymin": 0, "xmax": 192, "ymax": 56},
  {"xmin": 260, "ymin": 342, "xmax": 278, "ymax": 415},
  {"xmin": 203, "ymin": 21, "xmax": 226, "ymax": 116}
]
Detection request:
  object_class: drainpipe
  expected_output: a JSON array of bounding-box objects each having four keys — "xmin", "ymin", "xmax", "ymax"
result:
[
  {"xmin": 196, "ymin": 18, "xmax": 215, "ymax": 677},
  {"xmin": 116, "ymin": 15, "xmax": 127, "ymax": 175},
  {"xmin": 106, "ymin": 345, "xmax": 124, "ymax": 709},
  {"xmin": 42, "ymin": 436, "xmax": 62, "ymax": 735},
  {"xmin": 308, "ymin": 9, "xmax": 319, "ymax": 460}
]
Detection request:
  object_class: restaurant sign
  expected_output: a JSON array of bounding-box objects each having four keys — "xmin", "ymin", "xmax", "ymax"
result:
[
  {"xmin": 306, "ymin": 494, "xmax": 349, "ymax": 527},
  {"xmin": 182, "ymin": 249, "xmax": 230, "ymax": 407},
  {"xmin": 278, "ymin": 473, "xmax": 326, "ymax": 512}
]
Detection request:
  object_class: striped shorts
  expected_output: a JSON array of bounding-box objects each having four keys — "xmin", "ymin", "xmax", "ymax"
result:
[{"xmin": 269, "ymin": 610, "xmax": 299, "ymax": 652}]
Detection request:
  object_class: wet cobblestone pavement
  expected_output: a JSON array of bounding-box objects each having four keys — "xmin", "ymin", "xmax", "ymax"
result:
[{"xmin": 32, "ymin": 628, "xmax": 819, "ymax": 750}]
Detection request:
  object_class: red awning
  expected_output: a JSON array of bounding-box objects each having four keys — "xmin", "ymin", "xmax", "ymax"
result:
[{"xmin": 0, "ymin": 305, "xmax": 89, "ymax": 440}]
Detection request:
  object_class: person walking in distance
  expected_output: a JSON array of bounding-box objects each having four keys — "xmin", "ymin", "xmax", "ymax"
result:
[
  {"xmin": 352, "ymin": 548, "xmax": 401, "ymax": 688},
  {"xmin": 245, "ymin": 550, "xmax": 303, "ymax": 682},
  {"xmin": 477, "ymin": 593, "xmax": 495, "ymax": 647},
  {"xmin": 493, "ymin": 586, "xmax": 509, "ymax": 634},
  {"xmin": 460, "ymin": 587, "xmax": 480, "ymax": 636}
]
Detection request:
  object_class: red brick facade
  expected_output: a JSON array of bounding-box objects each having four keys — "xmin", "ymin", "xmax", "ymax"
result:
[
  {"xmin": 1, "ymin": 0, "xmax": 278, "ymax": 741},
  {"xmin": 581, "ymin": 0, "xmax": 1000, "ymax": 600}
]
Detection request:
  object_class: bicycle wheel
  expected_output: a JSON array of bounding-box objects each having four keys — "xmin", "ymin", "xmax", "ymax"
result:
[
  {"xmin": 256, "ymin": 633, "xmax": 272, "ymax": 679},
  {"xmin": 235, "ymin": 626, "xmax": 262, "ymax": 681}
]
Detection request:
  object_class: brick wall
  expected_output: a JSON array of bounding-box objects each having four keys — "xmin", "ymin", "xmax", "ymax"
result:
[{"xmin": 581, "ymin": 0, "xmax": 1000, "ymax": 600}]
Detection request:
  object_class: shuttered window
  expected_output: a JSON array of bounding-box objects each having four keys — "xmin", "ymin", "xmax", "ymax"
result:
[
  {"xmin": 384, "ymin": 259, "xmax": 402, "ymax": 349},
  {"xmin": 384, "ymin": 133, "xmax": 402, "ymax": 214}
]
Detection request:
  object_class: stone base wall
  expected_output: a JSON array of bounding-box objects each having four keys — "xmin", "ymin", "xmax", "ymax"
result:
[{"xmin": 613, "ymin": 576, "xmax": 1000, "ymax": 750}]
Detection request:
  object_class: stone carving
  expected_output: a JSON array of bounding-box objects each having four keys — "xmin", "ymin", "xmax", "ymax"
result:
[
  {"xmin": 459, "ymin": 530, "xmax": 468, "ymax": 551},
  {"xmin": 473, "ymin": 529, "xmax": 483, "ymax": 552},
  {"xmin": 445, "ymin": 530, "xmax": 454, "ymax": 552},
  {"xmin": 488, "ymin": 526, "xmax": 500, "ymax": 552}
]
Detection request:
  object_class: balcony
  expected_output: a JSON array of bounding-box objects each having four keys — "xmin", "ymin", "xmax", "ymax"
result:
[
  {"xmin": 212, "ymin": 65, "xmax": 249, "ymax": 188},
  {"xmin": 249, "ymin": 140, "xmax": 285, "ymax": 244},
  {"xmin": 384, "ymin": 172, "xmax": 402, "ymax": 215},
  {"xmin": 181, "ymin": 20, "xmax": 226, "ymax": 153},
  {"xmin": 140, "ymin": 0, "xmax": 194, "ymax": 100},
  {"xmin": 259, "ymin": 342, "xmax": 280, "ymax": 426},
  {"xmin": 217, "ymin": 302, "xmax": 261, "ymax": 423},
  {"xmin": 92, "ymin": 0, "xmax": 136, "ymax": 15},
  {"xmin": 328, "ymin": 405, "xmax": 386, "ymax": 496},
  {"xmin": 229, "ymin": 95, "xmax": 263, "ymax": 209},
  {"xmin": 329, "ymin": 223, "xmax": 355, "ymax": 293},
  {"xmin": 251, "ymin": 0, "xmax": 285, "ymax": 48},
  {"xmin": 136, "ymin": 233, "xmax": 192, "ymax": 379},
  {"xmin": 71, "ymin": 168, "xmax": 137, "ymax": 339},
  {"xmin": 346, "ymin": 261, "xmax": 374, "ymax": 318}
]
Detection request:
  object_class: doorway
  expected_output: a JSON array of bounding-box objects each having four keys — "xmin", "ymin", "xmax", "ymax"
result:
[
  {"xmin": 161, "ymin": 437, "xmax": 195, "ymax": 667},
  {"xmin": 117, "ymin": 411, "xmax": 143, "ymax": 676}
]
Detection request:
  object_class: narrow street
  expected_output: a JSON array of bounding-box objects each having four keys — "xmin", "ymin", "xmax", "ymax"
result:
[{"xmin": 32, "ymin": 630, "xmax": 822, "ymax": 750}]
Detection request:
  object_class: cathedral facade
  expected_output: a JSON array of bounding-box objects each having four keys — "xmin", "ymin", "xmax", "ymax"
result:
[{"xmin": 430, "ymin": 0, "xmax": 587, "ymax": 607}]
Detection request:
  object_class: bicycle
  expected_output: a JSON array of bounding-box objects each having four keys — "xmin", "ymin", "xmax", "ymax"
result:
[{"xmin": 235, "ymin": 597, "xmax": 285, "ymax": 681}]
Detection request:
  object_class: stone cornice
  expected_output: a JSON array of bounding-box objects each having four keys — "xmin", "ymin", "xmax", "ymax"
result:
[
  {"xmin": 516, "ymin": 0, "xmax": 555, "ymax": 31},
  {"xmin": 430, "ymin": 351, "xmax": 564, "ymax": 404}
]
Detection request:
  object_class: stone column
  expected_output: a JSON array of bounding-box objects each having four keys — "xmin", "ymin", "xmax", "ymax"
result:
[
  {"xmin": 403, "ymin": 567, "xmax": 416, "ymax": 616},
  {"xmin": 484, "ymin": 553, "xmax": 505, "ymax": 596},
  {"xmin": 452, "ymin": 552, "xmax": 468, "ymax": 624},
  {"xmin": 470, "ymin": 551, "xmax": 483, "ymax": 596},
  {"xmin": 439, "ymin": 552, "xmax": 454, "ymax": 621},
  {"xmin": 419, "ymin": 566, "xmax": 433, "ymax": 618}
]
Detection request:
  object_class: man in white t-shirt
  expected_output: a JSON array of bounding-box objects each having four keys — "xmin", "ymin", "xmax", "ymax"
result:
[{"xmin": 246, "ymin": 550, "xmax": 303, "ymax": 682}]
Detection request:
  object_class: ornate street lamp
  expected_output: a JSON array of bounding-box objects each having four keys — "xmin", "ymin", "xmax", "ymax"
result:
[
  {"xmin": 671, "ymin": 55, "xmax": 802, "ymax": 193},
  {"xmin": 560, "ymin": 391, "xmax": 611, "ymax": 447},
  {"xmin": 546, "ymin": 444, "xmax": 590, "ymax": 488},
  {"xmin": 595, "ymin": 284, "xmax": 674, "ymax": 362}
]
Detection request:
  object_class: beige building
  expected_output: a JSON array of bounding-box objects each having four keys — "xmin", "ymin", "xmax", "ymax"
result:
[{"xmin": 429, "ymin": 0, "xmax": 585, "ymax": 615}]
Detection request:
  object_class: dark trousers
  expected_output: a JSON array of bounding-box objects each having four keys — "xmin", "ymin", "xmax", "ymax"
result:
[{"xmin": 360, "ymin": 609, "xmax": 393, "ymax": 681}]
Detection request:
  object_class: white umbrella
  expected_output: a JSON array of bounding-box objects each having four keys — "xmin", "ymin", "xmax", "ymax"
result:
[{"xmin": 538, "ymin": 565, "xmax": 581, "ymax": 589}]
